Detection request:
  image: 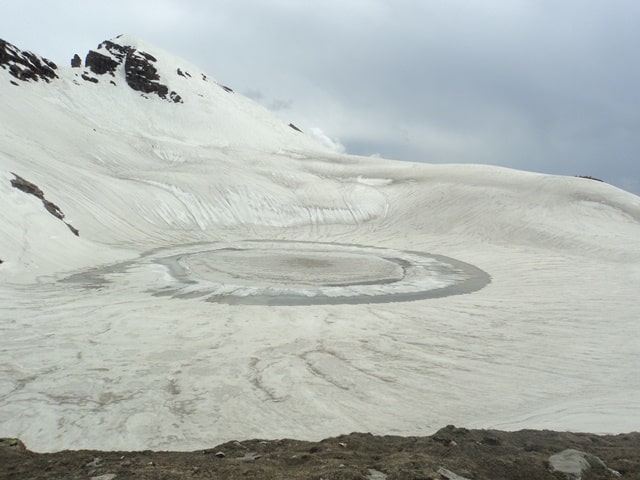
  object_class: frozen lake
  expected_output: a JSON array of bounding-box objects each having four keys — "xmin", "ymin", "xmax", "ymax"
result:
[
  {"xmin": 65, "ymin": 241, "xmax": 490, "ymax": 305},
  {"xmin": 2, "ymin": 228, "xmax": 639, "ymax": 452}
]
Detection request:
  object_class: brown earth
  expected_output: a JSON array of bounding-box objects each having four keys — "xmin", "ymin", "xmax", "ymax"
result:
[{"xmin": 2, "ymin": 426, "xmax": 639, "ymax": 480}]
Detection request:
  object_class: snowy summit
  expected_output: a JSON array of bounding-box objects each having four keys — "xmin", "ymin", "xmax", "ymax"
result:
[{"xmin": 1, "ymin": 35, "xmax": 639, "ymax": 452}]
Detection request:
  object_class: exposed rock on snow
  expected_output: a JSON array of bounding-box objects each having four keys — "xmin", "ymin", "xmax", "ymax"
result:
[
  {"xmin": 123, "ymin": 48, "xmax": 169, "ymax": 99},
  {"xmin": 81, "ymin": 73, "xmax": 98, "ymax": 83},
  {"xmin": 84, "ymin": 36, "xmax": 183, "ymax": 102},
  {"xmin": 10, "ymin": 173, "xmax": 79, "ymax": 236},
  {"xmin": 85, "ymin": 49, "xmax": 119, "ymax": 75},
  {"xmin": 0, "ymin": 38, "xmax": 57, "ymax": 83},
  {"xmin": 575, "ymin": 175, "xmax": 605, "ymax": 183},
  {"xmin": 70, "ymin": 53, "xmax": 82, "ymax": 68}
]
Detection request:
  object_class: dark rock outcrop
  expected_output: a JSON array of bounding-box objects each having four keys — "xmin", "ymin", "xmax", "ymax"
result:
[
  {"xmin": 139, "ymin": 51, "xmax": 157, "ymax": 62},
  {"xmin": 123, "ymin": 49, "xmax": 167, "ymax": 96},
  {"xmin": 1, "ymin": 36, "xmax": 185, "ymax": 103},
  {"xmin": 83, "ymin": 38, "xmax": 183, "ymax": 103},
  {"xmin": 576, "ymin": 175, "xmax": 605, "ymax": 183},
  {"xmin": 81, "ymin": 73, "xmax": 98, "ymax": 83},
  {"xmin": 85, "ymin": 50, "xmax": 119, "ymax": 75},
  {"xmin": 0, "ymin": 38, "xmax": 58, "ymax": 83},
  {"xmin": 94, "ymin": 39, "xmax": 129, "ymax": 63},
  {"xmin": 70, "ymin": 54, "xmax": 81, "ymax": 68},
  {"xmin": 10, "ymin": 173, "xmax": 79, "ymax": 236}
]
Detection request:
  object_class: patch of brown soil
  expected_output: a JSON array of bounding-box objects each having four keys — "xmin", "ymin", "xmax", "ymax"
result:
[{"xmin": 2, "ymin": 426, "xmax": 639, "ymax": 480}]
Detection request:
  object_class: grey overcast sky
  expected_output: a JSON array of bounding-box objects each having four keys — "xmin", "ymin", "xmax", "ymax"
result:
[{"xmin": 3, "ymin": 0, "xmax": 639, "ymax": 194}]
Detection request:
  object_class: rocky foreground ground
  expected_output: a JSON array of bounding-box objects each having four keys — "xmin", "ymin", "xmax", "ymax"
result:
[{"xmin": 2, "ymin": 426, "xmax": 639, "ymax": 479}]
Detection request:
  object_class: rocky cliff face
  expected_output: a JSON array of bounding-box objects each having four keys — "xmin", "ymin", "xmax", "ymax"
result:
[
  {"xmin": 1, "ymin": 36, "xmax": 184, "ymax": 103},
  {"xmin": 0, "ymin": 39, "xmax": 58, "ymax": 84},
  {"xmin": 84, "ymin": 37, "xmax": 183, "ymax": 103}
]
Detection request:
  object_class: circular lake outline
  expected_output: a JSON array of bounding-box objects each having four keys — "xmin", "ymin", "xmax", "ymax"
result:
[{"xmin": 150, "ymin": 240, "xmax": 491, "ymax": 306}]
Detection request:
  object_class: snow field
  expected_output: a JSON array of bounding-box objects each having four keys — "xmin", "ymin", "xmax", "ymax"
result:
[{"xmin": 1, "ymin": 35, "xmax": 639, "ymax": 451}]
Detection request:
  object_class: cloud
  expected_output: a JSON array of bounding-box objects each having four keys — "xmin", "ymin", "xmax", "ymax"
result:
[
  {"xmin": 308, "ymin": 128, "xmax": 346, "ymax": 153},
  {"xmin": 2, "ymin": 0, "xmax": 639, "ymax": 194}
]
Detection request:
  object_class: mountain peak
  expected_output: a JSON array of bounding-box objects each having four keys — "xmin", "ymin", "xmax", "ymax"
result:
[
  {"xmin": 1, "ymin": 35, "xmax": 326, "ymax": 153},
  {"xmin": 80, "ymin": 35, "xmax": 184, "ymax": 103},
  {"xmin": 109, "ymin": 34, "xmax": 159, "ymax": 52}
]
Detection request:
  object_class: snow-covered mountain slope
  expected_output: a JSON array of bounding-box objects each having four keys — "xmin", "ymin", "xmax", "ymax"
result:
[{"xmin": 1, "ymin": 36, "xmax": 640, "ymax": 452}]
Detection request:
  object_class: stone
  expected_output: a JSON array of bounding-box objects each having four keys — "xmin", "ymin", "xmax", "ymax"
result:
[
  {"xmin": 238, "ymin": 452, "xmax": 261, "ymax": 461},
  {"xmin": 548, "ymin": 449, "xmax": 591, "ymax": 480},
  {"xmin": 367, "ymin": 469, "xmax": 388, "ymax": 480},
  {"xmin": 85, "ymin": 457, "xmax": 102, "ymax": 468},
  {"xmin": 548, "ymin": 449, "xmax": 621, "ymax": 480},
  {"xmin": 437, "ymin": 467, "xmax": 472, "ymax": 480},
  {"xmin": 71, "ymin": 53, "xmax": 81, "ymax": 68}
]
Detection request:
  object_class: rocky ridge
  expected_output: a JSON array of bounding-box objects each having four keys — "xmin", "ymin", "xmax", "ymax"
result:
[
  {"xmin": 81, "ymin": 37, "xmax": 183, "ymax": 103},
  {"xmin": 1, "ymin": 35, "xmax": 228, "ymax": 103},
  {"xmin": 0, "ymin": 39, "xmax": 58, "ymax": 84}
]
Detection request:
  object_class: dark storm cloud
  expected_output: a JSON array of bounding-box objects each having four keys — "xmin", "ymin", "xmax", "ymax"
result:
[{"xmin": 2, "ymin": 0, "xmax": 639, "ymax": 193}]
